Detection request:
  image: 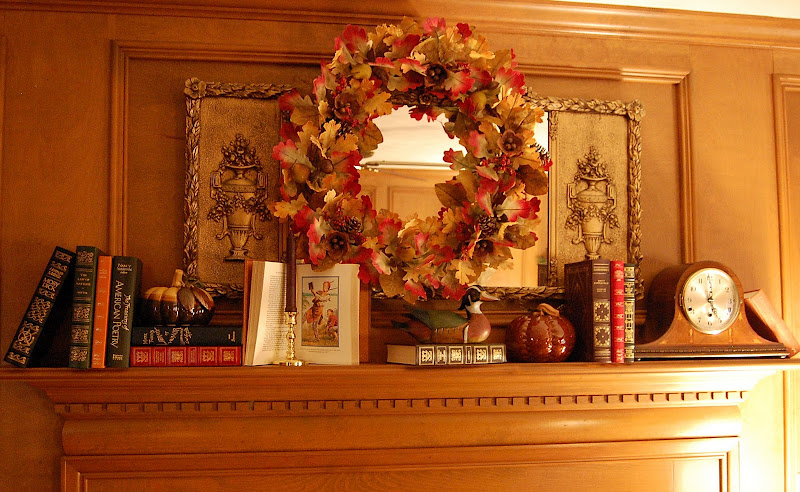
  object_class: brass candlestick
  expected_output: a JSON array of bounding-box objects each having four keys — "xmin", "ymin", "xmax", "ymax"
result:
[{"xmin": 274, "ymin": 311, "xmax": 304, "ymax": 366}]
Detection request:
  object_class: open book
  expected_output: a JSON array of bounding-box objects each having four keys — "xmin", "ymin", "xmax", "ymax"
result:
[{"xmin": 245, "ymin": 261, "xmax": 359, "ymax": 365}]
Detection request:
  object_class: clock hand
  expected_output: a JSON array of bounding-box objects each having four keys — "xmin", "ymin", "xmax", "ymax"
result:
[{"xmin": 706, "ymin": 274, "xmax": 714, "ymax": 302}]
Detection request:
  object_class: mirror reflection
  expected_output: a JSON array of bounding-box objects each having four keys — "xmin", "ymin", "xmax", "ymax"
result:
[{"xmin": 359, "ymin": 106, "xmax": 550, "ymax": 288}]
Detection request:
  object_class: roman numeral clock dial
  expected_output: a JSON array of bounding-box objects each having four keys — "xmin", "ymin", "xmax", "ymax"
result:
[{"xmin": 636, "ymin": 261, "xmax": 788, "ymax": 359}]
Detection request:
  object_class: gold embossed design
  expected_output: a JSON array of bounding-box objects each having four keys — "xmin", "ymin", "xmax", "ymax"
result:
[
  {"xmin": 27, "ymin": 298, "xmax": 52, "ymax": 324},
  {"xmin": 12, "ymin": 321, "xmax": 40, "ymax": 354},
  {"xmin": 566, "ymin": 146, "xmax": 619, "ymax": 259},
  {"xmin": 208, "ymin": 133, "xmax": 271, "ymax": 261}
]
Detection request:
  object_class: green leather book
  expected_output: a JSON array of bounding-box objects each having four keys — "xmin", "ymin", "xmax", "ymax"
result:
[
  {"xmin": 68, "ymin": 246, "xmax": 105, "ymax": 369},
  {"xmin": 105, "ymin": 256, "xmax": 143, "ymax": 368}
]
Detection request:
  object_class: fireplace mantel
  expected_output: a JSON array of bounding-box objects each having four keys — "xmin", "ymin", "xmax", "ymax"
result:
[{"xmin": 2, "ymin": 360, "xmax": 796, "ymax": 491}]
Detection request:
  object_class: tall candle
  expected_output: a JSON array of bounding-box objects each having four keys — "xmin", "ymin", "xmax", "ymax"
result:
[{"xmin": 285, "ymin": 221, "xmax": 297, "ymax": 313}]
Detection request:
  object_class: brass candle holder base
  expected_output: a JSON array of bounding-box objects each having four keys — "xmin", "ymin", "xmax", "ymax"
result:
[{"xmin": 273, "ymin": 311, "xmax": 304, "ymax": 366}]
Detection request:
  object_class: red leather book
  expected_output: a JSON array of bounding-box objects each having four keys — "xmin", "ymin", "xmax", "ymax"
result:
[
  {"xmin": 130, "ymin": 346, "xmax": 242, "ymax": 366},
  {"xmin": 610, "ymin": 260, "xmax": 625, "ymax": 363}
]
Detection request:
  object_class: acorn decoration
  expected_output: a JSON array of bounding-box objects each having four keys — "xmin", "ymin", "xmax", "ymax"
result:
[
  {"xmin": 506, "ymin": 303, "xmax": 575, "ymax": 363},
  {"xmin": 139, "ymin": 269, "xmax": 215, "ymax": 326}
]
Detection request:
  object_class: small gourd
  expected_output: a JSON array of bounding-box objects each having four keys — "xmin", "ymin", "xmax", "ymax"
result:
[
  {"xmin": 506, "ymin": 303, "xmax": 576, "ymax": 363},
  {"xmin": 139, "ymin": 269, "xmax": 215, "ymax": 326}
]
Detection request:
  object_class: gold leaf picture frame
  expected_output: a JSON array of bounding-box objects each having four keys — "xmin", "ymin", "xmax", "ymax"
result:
[
  {"xmin": 184, "ymin": 78, "xmax": 293, "ymax": 297},
  {"xmin": 527, "ymin": 95, "xmax": 644, "ymax": 297}
]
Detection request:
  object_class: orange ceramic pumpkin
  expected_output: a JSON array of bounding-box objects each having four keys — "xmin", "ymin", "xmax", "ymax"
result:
[
  {"xmin": 506, "ymin": 303, "xmax": 575, "ymax": 362},
  {"xmin": 139, "ymin": 269, "xmax": 215, "ymax": 326}
]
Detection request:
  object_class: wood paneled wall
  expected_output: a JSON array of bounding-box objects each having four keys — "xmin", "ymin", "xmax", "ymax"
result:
[{"xmin": 0, "ymin": 0, "xmax": 799, "ymax": 489}]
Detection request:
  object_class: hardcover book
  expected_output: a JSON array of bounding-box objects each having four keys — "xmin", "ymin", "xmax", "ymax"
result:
[
  {"xmin": 130, "ymin": 346, "xmax": 242, "ymax": 366},
  {"xmin": 68, "ymin": 246, "xmax": 105, "ymax": 368},
  {"xmin": 105, "ymin": 256, "xmax": 143, "ymax": 368},
  {"xmin": 610, "ymin": 260, "xmax": 625, "ymax": 363},
  {"xmin": 131, "ymin": 325, "xmax": 242, "ymax": 346},
  {"xmin": 4, "ymin": 246, "xmax": 76, "ymax": 368},
  {"xmin": 90, "ymin": 255, "xmax": 113, "ymax": 368},
  {"xmin": 245, "ymin": 261, "xmax": 359, "ymax": 366},
  {"xmin": 623, "ymin": 263, "xmax": 636, "ymax": 362},
  {"xmin": 744, "ymin": 289, "xmax": 800, "ymax": 357},
  {"xmin": 564, "ymin": 259, "xmax": 612, "ymax": 363},
  {"xmin": 386, "ymin": 343, "xmax": 506, "ymax": 366}
]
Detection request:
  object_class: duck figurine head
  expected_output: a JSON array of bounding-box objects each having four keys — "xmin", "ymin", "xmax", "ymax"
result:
[{"xmin": 391, "ymin": 286, "xmax": 499, "ymax": 344}]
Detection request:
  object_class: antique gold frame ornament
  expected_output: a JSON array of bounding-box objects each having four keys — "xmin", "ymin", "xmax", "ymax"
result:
[
  {"xmin": 566, "ymin": 146, "xmax": 619, "ymax": 259},
  {"xmin": 185, "ymin": 78, "xmax": 292, "ymax": 297},
  {"xmin": 526, "ymin": 95, "xmax": 644, "ymax": 296}
]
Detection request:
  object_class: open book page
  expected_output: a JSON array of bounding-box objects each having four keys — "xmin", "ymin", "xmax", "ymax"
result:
[
  {"xmin": 294, "ymin": 263, "xmax": 360, "ymax": 365},
  {"xmin": 245, "ymin": 261, "xmax": 288, "ymax": 365}
]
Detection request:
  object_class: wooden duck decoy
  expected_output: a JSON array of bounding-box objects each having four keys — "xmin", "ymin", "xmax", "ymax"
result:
[{"xmin": 391, "ymin": 286, "xmax": 499, "ymax": 344}]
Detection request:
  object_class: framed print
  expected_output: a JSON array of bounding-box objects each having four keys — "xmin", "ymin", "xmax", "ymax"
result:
[
  {"xmin": 528, "ymin": 95, "xmax": 644, "ymax": 297},
  {"xmin": 184, "ymin": 78, "xmax": 293, "ymax": 297}
]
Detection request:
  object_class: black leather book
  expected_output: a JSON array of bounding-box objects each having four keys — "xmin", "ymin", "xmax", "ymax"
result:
[
  {"xmin": 4, "ymin": 246, "xmax": 76, "ymax": 367},
  {"xmin": 130, "ymin": 325, "xmax": 242, "ymax": 346},
  {"xmin": 105, "ymin": 256, "xmax": 143, "ymax": 368}
]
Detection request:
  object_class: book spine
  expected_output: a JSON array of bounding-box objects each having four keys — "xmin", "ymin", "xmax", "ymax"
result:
[
  {"xmin": 610, "ymin": 260, "xmax": 625, "ymax": 363},
  {"xmin": 105, "ymin": 256, "xmax": 143, "ymax": 368},
  {"xmin": 414, "ymin": 344, "xmax": 506, "ymax": 365},
  {"xmin": 130, "ymin": 346, "xmax": 242, "ymax": 366},
  {"xmin": 4, "ymin": 247, "xmax": 75, "ymax": 367},
  {"xmin": 68, "ymin": 246, "xmax": 103, "ymax": 368},
  {"xmin": 623, "ymin": 263, "xmax": 636, "ymax": 363},
  {"xmin": 90, "ymin": 255, "xmax": 113, "ymax": 368},
  {"xmin": 130, "ymin": 325, "xmax": 243, "ymax": 346},
  {"xmin": 591, "ymin": 260, "xmax": 612, "ymax": 363}
]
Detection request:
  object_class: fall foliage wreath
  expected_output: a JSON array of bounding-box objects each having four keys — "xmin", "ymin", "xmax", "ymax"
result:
[{"xmin": 271, "ymin": 17, "xmax": 550, "ymax": 302}]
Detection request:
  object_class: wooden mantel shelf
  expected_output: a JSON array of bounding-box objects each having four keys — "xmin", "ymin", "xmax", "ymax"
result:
[
  {"xmin": 2, "ymin": 359, "xmax": 796, "ymax": 407},
  {"xmin": 2, "ymin": 360, "xmax": 797, "ymax": 491}
]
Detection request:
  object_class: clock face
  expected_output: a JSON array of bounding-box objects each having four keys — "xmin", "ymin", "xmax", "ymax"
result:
[{"xmin": 680, "ymin": 268, "xmax": 741, "ymax": 334}]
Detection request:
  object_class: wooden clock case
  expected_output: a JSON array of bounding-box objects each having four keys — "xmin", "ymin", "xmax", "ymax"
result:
[{"xmin": 637, "ymin": 261, "xmax": 788, "ymax": 359}]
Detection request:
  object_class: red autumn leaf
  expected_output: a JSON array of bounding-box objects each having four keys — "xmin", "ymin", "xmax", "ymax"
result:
[
  {"xmin": 456, "ymin": 22, "xmax": 472, "ymax": 39},
  {"xmin": 444, "ymin": 69, "xmax": 475, "ymax": 97},
  {"xmin": 422, "ymin": 17, "xmax": 446, "ymax": 35},
  {"xmin": 495, "ymin": 67, "xmax": 526, "ymax": 94},
  {"xmin": 336, "ymin": 24, "xmax": 370, "ymax": 55}
]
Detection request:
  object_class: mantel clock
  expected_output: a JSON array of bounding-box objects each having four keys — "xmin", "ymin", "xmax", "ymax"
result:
[{"xmin": 637, "ymin": 261, "xmax": 788, "ymax": 359}]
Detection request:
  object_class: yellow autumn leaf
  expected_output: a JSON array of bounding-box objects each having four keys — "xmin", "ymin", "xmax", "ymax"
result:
[{"xmin": 271, "ymin": 194, "xmax": 308, "ymax": 218}]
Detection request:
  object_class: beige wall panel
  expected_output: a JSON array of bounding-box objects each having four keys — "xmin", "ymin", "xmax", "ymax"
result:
[
  {"xmin": 530, "ymin": 74, "xmax": 682, "ymax": 289},
  {"xmin": 123, "ymin": 56, "xmax": 319, "ymax": 290},
  {"xmin": 0, "ymin": 11, "xmax": 112, "ymax": 349},
  {"xmin": 686, "ymin": 45, "xmax": 781, "ymax": 297},
  {"xmin": 739, "ymin": 372, "xmax": 787, "ymax": 491}
]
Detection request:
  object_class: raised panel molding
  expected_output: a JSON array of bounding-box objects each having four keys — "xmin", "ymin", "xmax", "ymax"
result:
[
  {"xmin": 773, "ymin": 73, "xmax": 800, "ymax": 492},
  {"xmin": 4, "ymin": 0, "xmax": 800, "ymax": 49},
  {"xmin": 109, "ymin": 40, "xmax": 328, "ymax": 254}
]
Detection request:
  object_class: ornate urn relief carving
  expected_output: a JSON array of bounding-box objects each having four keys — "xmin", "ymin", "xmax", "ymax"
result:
[
  {"xmin": 207, "ymin": 133, "xmax": 272, "ymax": 261},
  {"xmin": 565, "ymin": 146, "xmax": 619, "ymax": 259}
]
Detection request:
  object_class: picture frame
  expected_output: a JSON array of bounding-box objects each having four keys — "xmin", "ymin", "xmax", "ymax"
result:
[
  {"xmin": 527, "ymin": 95, "xmax": 645, "ymax": 297},
  {"xmin": 184, "ymin": 78, "xmax": 293, "ymax": 297}
]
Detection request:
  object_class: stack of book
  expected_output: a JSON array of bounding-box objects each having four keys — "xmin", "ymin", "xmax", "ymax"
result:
[
  {"xmin": 564, "ymin": 259, "xmax": 636, "ymax": 363},
  {"xmin": 3, "ymin": 245, "xmax": 240, "ymax": 368}
]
